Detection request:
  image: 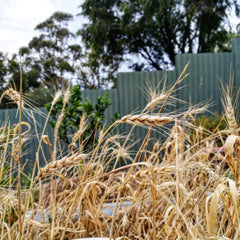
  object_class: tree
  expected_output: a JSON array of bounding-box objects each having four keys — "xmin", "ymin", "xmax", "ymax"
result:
[
  {"xmin": 23, "ymin": 11, "xmax": 82, "ymax": 90},
  {"xmin": 77, "ymin": 1, "xmax": 124, "ymax": 88},
  {"xmin": 76, "ymin": 48, "xmax": 118, "ymax": 89},
  {"xmin": 0, "ymin": 52, "xmax": 8, "ymax": 90},
  {"xmin": 0, "ymin": 53, "xmax": 43, "ymax": 108},
  {"xmin": 79, "ymin": 0, "xmax": 240, "ymax": 72},
  {"xmin": 7, "ymin": 53, "xmax": 42, "ymax": 92}
]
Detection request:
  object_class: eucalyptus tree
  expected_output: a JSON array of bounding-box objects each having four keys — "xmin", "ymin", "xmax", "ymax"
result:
[
  {"xmin": 79, "ymin": 0, "xmax": 240, "ymax": 72},
  {"xmin": 0, "ymin": 52, "xmax": 8, "ymax": 90},
  {"xmin": 25, "ymin": 11, "xmax": 82, "ymax": 90}
]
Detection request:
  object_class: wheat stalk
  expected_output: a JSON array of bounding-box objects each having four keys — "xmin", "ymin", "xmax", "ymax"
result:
[
  {"xmin": 72, "ymin": 115, "xmax": 87, "ymax": 144},
  {"xmin": 118, "ymin": 114, "xmax": 172, "ymax": 127},
  {"xmin": 144, "ymin": 94, "xmax": 167, "ymax": 111},
  {"xmin": 50, "ymin": 88, "xmax": 70, "ymax": 240},
  {"xmin": 0, "ymin": 88, "xmax": 24, "ymax": 108},
  {"xmin": 224, "ymin": 135, "xmax": 240, "ymax": 184},
  {"xmin": 52, "ymin": 87, "xmax": 71, "ymax": 160},
  {"xmin": 52, "ymin": 91, "xmax": 62, "ymax": 106},
  {"xmin": 142, "ymin": 75, "xmax": 168, "ymax": 111},
  {"xmin": 225, "ymin": 95, "xmax": 238, "ymax": 135},
  {"xmin": 35, "ymin": 153, "xmax": 88, "ymax": 181},
  {"xmin": 221, "ymin": 82, "xmax": 239, "ymax": 135}
]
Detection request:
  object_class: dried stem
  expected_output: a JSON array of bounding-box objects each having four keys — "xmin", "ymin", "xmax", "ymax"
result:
[{"xmin": 17, "ymin": 55, "xmax": 23, "ymax": 240}]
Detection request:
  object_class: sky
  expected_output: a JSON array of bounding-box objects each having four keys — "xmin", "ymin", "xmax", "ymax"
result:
[
  {"xmin": 0, "ymin": 0, "xmax": 239, "ymax": 67},
  {"xmin": 0, "ymin": 0, "xmax": 84, "ymax": 55}
]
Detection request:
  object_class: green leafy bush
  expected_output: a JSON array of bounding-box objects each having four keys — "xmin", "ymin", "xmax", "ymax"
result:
[
  {"xmin": 45, "ymin": 86, "xmax": 119, "ymax": 149},
  {"xmin": 194, "ymin": 114, "xmax": 228, "ymax": 146},
  {"xmin": 0, "ymin": 125, "xmax": 14, "ymax": 150},
  {"xmin": 0, "ymin": 165, "xmax": 14, "ymax": 187},
  {"xmin": 195, "ymin": 114, "xmax": 227, "ymax": 132},
  {"xmin": 0, "ymin": 125, "xmax": 15, "ymax": 187}
]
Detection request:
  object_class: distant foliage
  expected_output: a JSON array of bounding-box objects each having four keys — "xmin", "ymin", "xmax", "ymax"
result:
[
  {"xmin": 45, "ymin": 86, "xmax": 119, "ymax": 149},
  {"xmin": 21, "ymin": 12, "xmax": 81, "ymax": 90},
  {"xmin": 194, "ymin": 114, "xmax": 229, "ymax": 146},
  {"xmin": 0, "ymin": 126, "xmax": 14, "ymax": 187},
  {"xmin": 79, "ymin": 0, "xmax": 240, "ymax": 72},
  {"xmin": 195, "ymin": 114, "xmax": 227, "ymax": 132},
  {"xmin": 0, "ymin": 125, "xmax": 14, "ymax": 150}
]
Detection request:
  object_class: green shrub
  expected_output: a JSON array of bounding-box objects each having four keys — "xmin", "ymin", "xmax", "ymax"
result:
[
  {"xmin": 0, "ymin": 125, "xmax": 14, "ymax": 150},
  {"xmin": 0, "ymin": 125, "xmax": 14, "ymax": 187},
  {"xmin": 195, "ymin": 114, "xmax": 227, "ymax": 132},
  {"xmin": 45, "ymin": 86, "xmax": 119, "ymax": 150},
  {"xmin": 194, "ymin": 114, "xmax": 228, "ymax": 146}
]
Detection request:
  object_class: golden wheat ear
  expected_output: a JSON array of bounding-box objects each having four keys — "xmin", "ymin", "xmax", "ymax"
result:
[
  {"xmin": 0, "ymin": 87, "xmax": 49, "ymax": 123},
  {"xmin": 220, "ymin": 81, "xmax": 239, "ymax": 135},
  {"xmin": 35, "ymin": 153, "xmax": 89, "ymax": 181},
  {"xmin": 224, "ymin": 135, "xmax": 240, "ymax": 184},
  {"xmin": 0, "ymin": 88, "xmax": 24, "ymax": 109},
  {"xmin": 141, "ymin": 77, "xmax": 168, "ymax": 111},
  {"xmin": 118, "ymin": 114, "xmax": 172, "ymax": 127}
]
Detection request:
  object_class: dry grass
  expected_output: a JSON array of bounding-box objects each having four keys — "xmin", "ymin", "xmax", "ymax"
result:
[{"xmin": 1, "ymin": 66, "xmax": 240, "ymax": 239}]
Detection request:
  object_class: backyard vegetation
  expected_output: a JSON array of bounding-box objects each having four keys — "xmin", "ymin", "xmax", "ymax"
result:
[{"xmin": 0, "ymin": 64, "xmax": 240, "ymax": 240}]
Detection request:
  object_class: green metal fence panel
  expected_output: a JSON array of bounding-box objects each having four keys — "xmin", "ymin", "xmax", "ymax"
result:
[
  {"xmin": 232, "ymin": 38, "xmax": 240, "ymax": 86},
  {"xmin": 81, "ymin": 89, "xmax": 118, "ymax": 124},
  {"xmin": 0, "ymin": 89, "xmax": 119, "ymax": 171},
  {"xmin": 0, "ymin": 107, "xmax": 53, "ymax": 172},
  {"xmin": 117, "ymin": 70, "xmax": 177, "ymax": 116},
  {"xmin": 1, "ymin": 38, "xmax": 240, "ymax": 169},
  {"xmin": 175, "ymin": 52, "xmax": 233, "ymax": 114},
  {"xmin": 116, "ymin": 70, "xmax": 177, "ymax": 150}
]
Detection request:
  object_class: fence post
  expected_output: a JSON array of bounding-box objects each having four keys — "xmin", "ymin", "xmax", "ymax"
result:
[{"xmin": 232, "ymin": 38, "xmax": 240, "ymax": 84}]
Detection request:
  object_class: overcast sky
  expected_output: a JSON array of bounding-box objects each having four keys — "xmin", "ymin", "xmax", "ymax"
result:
[
  {"xmin": 0, "ymin": 0, "xmax": 239, "ymax": 57},
  {"xmin": 0, "ymin": 0, "xmax": 83, "ymax": 55}
]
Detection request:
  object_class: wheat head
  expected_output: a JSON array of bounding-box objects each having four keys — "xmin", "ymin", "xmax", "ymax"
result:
[
  {"xmin": 35, "ymin": 153, "xmax": 88, "ymax": 181},
  {"xmin": 119, "ymin": 114, "xmax": 172, "ymax": 127},
  {"xmin": 0, "ymin": 88, "xmax": 23, "ymax": 108}
]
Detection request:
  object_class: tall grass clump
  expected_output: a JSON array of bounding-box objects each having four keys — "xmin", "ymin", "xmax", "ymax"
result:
[{"xmin": 1, "ymin": 63, "xmax": 240, "ymax": 239}]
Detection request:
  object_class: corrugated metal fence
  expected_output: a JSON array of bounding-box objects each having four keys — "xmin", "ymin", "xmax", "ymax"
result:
[{"xmin": 1, "ymin": 38, "xmax": 240, "ymax": 169}]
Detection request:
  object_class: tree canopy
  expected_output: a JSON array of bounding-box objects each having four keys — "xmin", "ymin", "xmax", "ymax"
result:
[
  {"xmin": 0, "ymin": 52, "xmax": 8, "ymax": 90},
  {"xmin": 0, "ymin": 1, "xmax": 240, "ymax": 106},
  {"xmin": 22, "ymin": 11, "xmax": 82, "ymax": 90},
  {"xmin": 79, "ymin": 0, "xmax": 240, "ymax": 71},
  {"xmin": 0, "ymin": 12, "xmax": 83, "ymax": 107}
]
